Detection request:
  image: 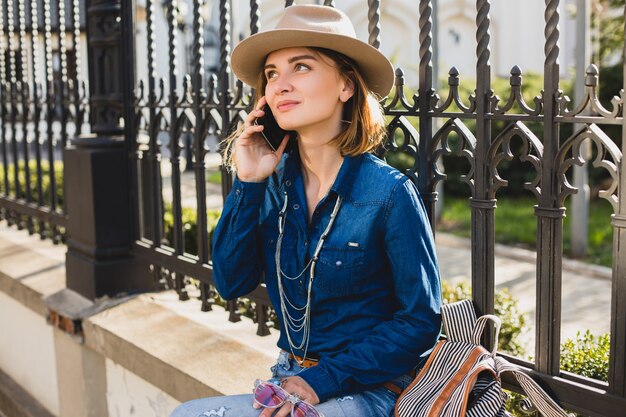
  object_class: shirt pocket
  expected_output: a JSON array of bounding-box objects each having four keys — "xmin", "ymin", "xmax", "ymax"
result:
[{"xmin": 316, "ymin": 245, "xmax": 365, "ymax": 296}]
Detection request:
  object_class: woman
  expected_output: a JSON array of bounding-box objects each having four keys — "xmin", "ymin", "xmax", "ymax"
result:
[{"xmin": 170, "ymin": 5, "xmax": 441, "ymax": 417}]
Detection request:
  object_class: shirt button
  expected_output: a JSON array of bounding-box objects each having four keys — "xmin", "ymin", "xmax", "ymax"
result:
[
  {"xmin": 293, "ymin": 204, "xmax": 300, "ymax": 210},
  {"xmin": 236, "ymin": 189, "xmax": 241, "ymax": 195},
  {"xmin": 335, "ymin": 260, "xmax": 343, "ymax": 266},
  {"xmin": 286, "ymin": 180, "xmax": 292, "ymax": 187},
  {"xmin": 304, "ymin": 241, "xmax": 308, "ymax": 247}
]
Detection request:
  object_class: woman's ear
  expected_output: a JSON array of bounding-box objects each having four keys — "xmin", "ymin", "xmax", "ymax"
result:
[{"xmin": 339, "ymin": 75, "xmax": 355, "ymax": 103}]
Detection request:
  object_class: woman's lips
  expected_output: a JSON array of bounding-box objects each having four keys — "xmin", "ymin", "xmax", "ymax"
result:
[{"xmin": 276, "ymin": 101, "xmax": 300, "ymax": 111}]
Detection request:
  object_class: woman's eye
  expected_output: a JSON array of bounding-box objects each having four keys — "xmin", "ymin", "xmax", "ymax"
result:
[
  {"xmin": 295, "ymin": 63, "xmax": 310, "ymax": 72},
  {"xmin": 265, "ymin": 70, "xmax": 277, "ymax": 80}
]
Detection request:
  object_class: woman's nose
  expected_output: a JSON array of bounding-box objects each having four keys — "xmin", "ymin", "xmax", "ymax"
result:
[{"xmin": 272, "ymin": 75, "xmax": 293, "ymax": 94}]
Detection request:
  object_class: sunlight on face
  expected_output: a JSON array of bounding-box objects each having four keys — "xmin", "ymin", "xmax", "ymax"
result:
[{"xmin": 263, "ymin": 47, "xmax": 351, "ymax": 139}]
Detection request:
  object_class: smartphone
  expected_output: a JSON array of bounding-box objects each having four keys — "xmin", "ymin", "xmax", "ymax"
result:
[{"xmin": 253, "ymin": 104, "xmax": 295, "ymax": 151}]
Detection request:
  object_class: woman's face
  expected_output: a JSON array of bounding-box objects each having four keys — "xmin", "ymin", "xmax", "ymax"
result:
[{"xmin": 263, "ymin": 47, "xmax": 354, "ymax": 138}]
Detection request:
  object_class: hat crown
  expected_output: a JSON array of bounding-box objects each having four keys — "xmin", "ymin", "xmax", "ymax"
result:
[{"xmin": 274, "ymin": 5, "xmax": 356, "ymax": 38}]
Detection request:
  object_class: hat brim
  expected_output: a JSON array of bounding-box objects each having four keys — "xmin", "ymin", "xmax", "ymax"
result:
[{"xmin": 231, "ymin": 29, "xmax": 395, "ymax": 98}]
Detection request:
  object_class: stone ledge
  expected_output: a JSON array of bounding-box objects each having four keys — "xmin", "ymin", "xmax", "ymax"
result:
[
  {"xmin": 0, "ymin": 229, "xmax": 66, "ymax": 317},
  {"xmin": 83, "ymin": 293, "xmax": 279, "ymax": 403}
]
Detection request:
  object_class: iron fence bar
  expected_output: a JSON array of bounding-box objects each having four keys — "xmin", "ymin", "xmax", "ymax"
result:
[
  {"xmin": 284, "ymin": 0, "xmax": 294, "ymax": 8},
  {"xmin": 323, "ymin": 1, "xmax": 335, "ymax": 8},
  {"xmin": 366, "ymin": 0, "xmax": 381, "ymax": 49},
  {"xmin": 145, "ymin": 0, "xmax": 164, "ymax": 256},
  {"xmin": 249, "ymin": 0, "xmax": 259, "ymax": 35},
  {"xmin": 191, "ymin": 0, "xmax": 208, "ymax": 267},
  {"xmin": 471, "ymin": 0, "xmax": 495, "ymax": 331},
  {"xmin": 18, "ymin": 0, "xmax": 34, "ymax": 233},
  {"xmin": 0, "ymin": 195, "xmax": 68, "ymax": 226},
  {"xmin": 607, "ymin": 4, "xmax": 626, "ymax": 398},
  {"xmin": 71, "ymin": 0, "xmax": 84, "ymax": 131},
  {"xmin": 133, "ymin": 241, "xmax": 272, "ymax": 305},
  {"xmin": 30, "ymin": 0, "xmax": 46, "ymax": 237},
  {"xmin": 121, "ymin": 0, "xmax": 139, "ymax": 243},
  {"xmin": 418, "ymin": 0, "xmax": 436, "ymax": 228},
  {"xmin": 166, "ymin": 0, "xmax": 187, "ymax": 300},
  {"xmin": 43, "ymin": 0, "xmax": 59, "ymax": 241},
  {"xmin": 217, "ymin": 0, "xmax": 240, "ymax": 322},
  {"xmin": 8, "ymin": 0, "xmax": 21, "ymax": 222},
  {"xmin": 535, "ymin": 0, "xmax": 563, "ymax": 376},
  {"xmin": 0, "ymin": 0, "xmax": 8, "ymax": 203},
  {"xmin": 219, "ymin": 0, "xmax": 233, "ymax": 203},
  {"xmin": 57, "ymin": 0, "xmax": 69, "ymax": 151},
  {"xmin": 555, "ymin": 115, "xmax": 623, "ymax": 125}
]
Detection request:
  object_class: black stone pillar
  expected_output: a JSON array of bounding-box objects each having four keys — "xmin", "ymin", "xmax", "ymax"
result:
[{"xmin": 64, "ymin": 0, "xmax": 152, "ymax": 299}]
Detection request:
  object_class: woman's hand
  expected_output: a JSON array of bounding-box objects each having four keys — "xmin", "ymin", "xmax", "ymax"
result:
[
  {"xmin": 253, "ymin": 376, "xmax": 320, "ymax": 417},
  {"xmin": 233, "ymin": 96, "xmax": 290, "ymax": 182}
]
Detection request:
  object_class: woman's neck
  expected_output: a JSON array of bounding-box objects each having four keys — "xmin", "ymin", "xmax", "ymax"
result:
[{"xmin": 298, "ymin": 140, "xmax": 343, "ymax": 215}]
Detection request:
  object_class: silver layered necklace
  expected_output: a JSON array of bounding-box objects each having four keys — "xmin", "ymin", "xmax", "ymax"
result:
[{"xmin": 275, "ymin": 190, "xmax": 343, "ymax": 365}]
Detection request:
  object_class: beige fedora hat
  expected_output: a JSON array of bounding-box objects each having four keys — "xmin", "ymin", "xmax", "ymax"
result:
[{"xmin": 231, "ymin": 5, "xmax": 394, "ymax": 98}]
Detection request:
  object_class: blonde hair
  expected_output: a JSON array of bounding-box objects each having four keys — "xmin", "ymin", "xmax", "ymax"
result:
[{"xmin": 223, "ymin": 47, "xmax": 387, "ymax": 170}]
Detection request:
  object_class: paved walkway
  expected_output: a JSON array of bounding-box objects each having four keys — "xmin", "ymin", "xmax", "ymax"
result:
[
  {"xmin": 161, "ymin": 160, "xmax": 613, "ymax": 357},
  {"xmin": 436, "ymin": 233, "xmax": 611, "ymax": 355}
]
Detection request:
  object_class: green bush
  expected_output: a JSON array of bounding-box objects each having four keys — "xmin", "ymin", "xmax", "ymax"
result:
[
  {"xmin": 560, "ymin": 330, "xmax": 610, "ymax": 382},
  {"xmin": 441, "ymin": 280, "xmax": 528, "ymax": 357},
  {"xmin": 162, "ymin": 202, "xmax": 221, "ymax": 256},
  {"xmin": 0, "ymin": 160, "xmax": 64, "ymax": 206}
]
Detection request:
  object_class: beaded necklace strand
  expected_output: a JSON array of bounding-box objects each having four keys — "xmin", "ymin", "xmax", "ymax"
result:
[{"xmin": 275, "ymin": 191, "xmax": 343, "ymax": 365}]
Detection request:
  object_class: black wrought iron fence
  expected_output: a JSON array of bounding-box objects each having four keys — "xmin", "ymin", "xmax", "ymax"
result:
[{"xmin": 0, "ymin": 0, "xmax": 88, "ymax": 241}]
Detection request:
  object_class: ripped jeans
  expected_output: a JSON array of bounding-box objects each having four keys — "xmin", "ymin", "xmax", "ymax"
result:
[{"xmin": 168, "ymin": 351, "xmax": 412, "ymax": 417}]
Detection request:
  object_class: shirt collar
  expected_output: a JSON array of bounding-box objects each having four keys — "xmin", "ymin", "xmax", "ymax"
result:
[{"xmin": 282, "ymin": 147, "xmax": 363, "ymax": 201}]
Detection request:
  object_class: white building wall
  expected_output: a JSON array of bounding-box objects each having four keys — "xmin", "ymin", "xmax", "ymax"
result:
[
  {"xmin": 0, "ymin": 292, "xmax": 59, "ymax": 416},
  {"xmin": 227, "ymin": 0, "xmax": 579, "ymax": 89},
  {"xmin": 105, "ymin": 359, "xmax": 179, "ymax": 417}
]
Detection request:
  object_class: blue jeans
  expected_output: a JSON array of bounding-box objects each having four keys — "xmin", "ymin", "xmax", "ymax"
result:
[{"xmin": 169, "ymin": 351, "xmax": 412, "ymax": 417}]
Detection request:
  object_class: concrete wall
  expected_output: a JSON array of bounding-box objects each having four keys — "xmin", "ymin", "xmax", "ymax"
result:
[
  {"xmin": 0, "ymin": 225, "xmax": 278, "ymax": 417},
  {"xmin": 0, "ymin": 292, "xmax": 59, "ymax": 416}
]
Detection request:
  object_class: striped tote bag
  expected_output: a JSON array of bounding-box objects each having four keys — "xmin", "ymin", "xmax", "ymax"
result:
[{"xmin": 395, "ymin": 299, "xmax": 573, "ymax": 417}]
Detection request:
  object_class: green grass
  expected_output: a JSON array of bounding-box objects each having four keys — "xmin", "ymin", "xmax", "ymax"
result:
[
  {"xmin": 439, "ymin": 196, "xmax": 614, "ymax": 267},
  {"xmin": 207, "ymin": 170, "xmax": 221, "ymax": 185}
]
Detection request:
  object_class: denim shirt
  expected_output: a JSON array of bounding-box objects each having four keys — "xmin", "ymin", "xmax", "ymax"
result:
[{"xmin": 212, "ymin": 149, "xmax": 442, "ymax": 403}]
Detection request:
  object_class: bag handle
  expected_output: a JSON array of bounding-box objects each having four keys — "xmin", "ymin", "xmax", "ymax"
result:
[
  {"xmin": 441, "ymin": 299, "xmax": 501, "ymax": 355},
  {"xmin": 472, "ymin": 314, "xmax": 501, "ymax": 357},
  {"xmin": 495, "ymin": 357, "xmax": 575, "ymax": 417}
]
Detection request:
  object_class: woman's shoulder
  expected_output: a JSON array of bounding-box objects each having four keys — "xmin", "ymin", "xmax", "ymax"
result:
[
  {"xmin": 347, "ymin": 153, "xmax": 413, "ymax": 204},
  {"xmin": 357, "ymin": 153, "xmax": 411, "ymax": 188}
]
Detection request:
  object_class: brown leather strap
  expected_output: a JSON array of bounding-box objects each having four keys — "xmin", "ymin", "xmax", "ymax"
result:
[
  {"xmin": 288, "ymin": 353, "xmax": 320, "ymax": 369},
  {"xmin": 384, "ymin": 382, "xmax": 403, "ymax": 395}
]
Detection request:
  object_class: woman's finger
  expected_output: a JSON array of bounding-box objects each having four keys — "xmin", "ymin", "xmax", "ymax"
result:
[
  {"xmin": 239, "ymin": 123, "xmax": 264, "ymax": 140},
  {"xmin": 274, "ymin": 133, "xmax": 291, "ymax": 157},
  {"xmin": 273, "ymin": 403, "xmax": 293, "ymax": 417}
]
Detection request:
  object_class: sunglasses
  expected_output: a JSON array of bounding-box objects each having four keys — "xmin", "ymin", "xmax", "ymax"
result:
[{"xmin": 253, "ymin": 379, "xmax": 324, "ymax": 417}]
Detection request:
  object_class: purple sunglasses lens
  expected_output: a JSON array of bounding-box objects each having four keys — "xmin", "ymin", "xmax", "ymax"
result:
[
  {"xmin": 254, "ymin": 382, "xmax": 287, "ymax": 407},
  {"xmin": 293, "ymin": 401, "xmax": 321, "ymax": 417}
]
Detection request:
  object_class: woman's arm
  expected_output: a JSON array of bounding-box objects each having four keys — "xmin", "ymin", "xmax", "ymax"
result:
[
  {"xmin": 212, "ymin": 97, "xmax": 290, "ymax": 299},
  {"xmin": 211, "ymin": 178, "xmax": 268, "ymax": 300},
  {"xmin": 297, "ymin": 177, "xmax": 443, "ymax": 402}
]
